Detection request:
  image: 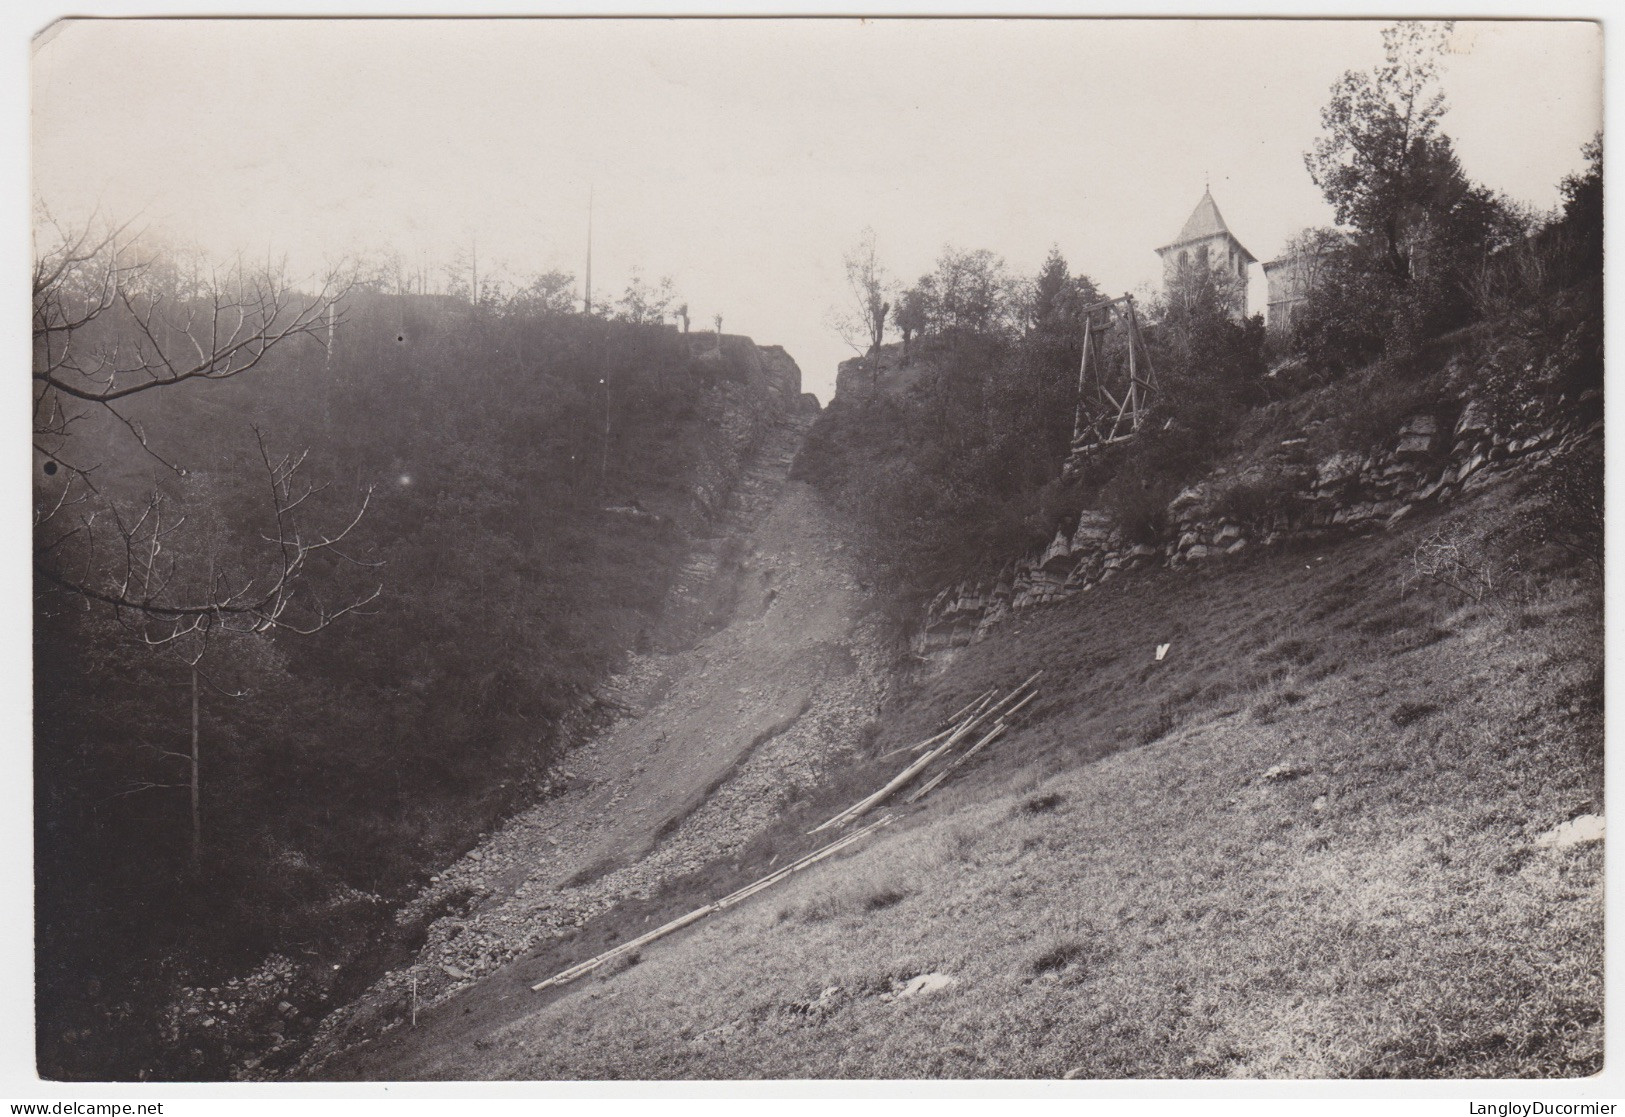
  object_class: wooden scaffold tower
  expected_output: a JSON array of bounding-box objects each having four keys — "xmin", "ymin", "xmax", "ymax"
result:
[{"xmin": 1067, "ymin": 294, "xmax": 1157, "ymax": 466}]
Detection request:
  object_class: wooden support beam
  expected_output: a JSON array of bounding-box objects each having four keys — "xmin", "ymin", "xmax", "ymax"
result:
[
  {"xmin": 905, "ymin": 723, "xmax": 1005, "ymax": 804},
  {"xmin": 1072, "ymin": 291, "xmax": 1157, "ymax": 456},
  {"xmin": 809, "ymin": 735, "xmax": 957, "ymax": 834},
  {"xmin": 531, "ymin": 677, "xmax": 1046, "ymax": 994}
]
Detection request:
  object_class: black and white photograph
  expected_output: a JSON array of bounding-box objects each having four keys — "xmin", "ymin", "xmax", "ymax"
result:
[{"xmin": 22, "ymin": 10, "xmax": 1609, "ymax": 1094}]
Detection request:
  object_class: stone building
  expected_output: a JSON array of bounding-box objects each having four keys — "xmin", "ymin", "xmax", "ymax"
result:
[
  {"xmin": 1263, "ymin": 232, "xmax": 1346, "ymax": 336},
  {"xmin": 1155, "ymin": 187, "xmax": 1255, "ymax": 317}
]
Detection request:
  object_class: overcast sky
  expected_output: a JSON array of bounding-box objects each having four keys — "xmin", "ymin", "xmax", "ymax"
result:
[{"xmin": 32, "ymin": 18, "xmax": 1602, "ymax": 401}]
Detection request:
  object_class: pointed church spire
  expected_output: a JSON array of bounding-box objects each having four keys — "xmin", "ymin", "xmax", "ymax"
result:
[
  {"xmin": 1154, "ymin": 185, "xmax": 1257, "ymax": 318},
  {"xmin": 1157, "ymin": 186, "xmax": 1255, "ymax": 264}
]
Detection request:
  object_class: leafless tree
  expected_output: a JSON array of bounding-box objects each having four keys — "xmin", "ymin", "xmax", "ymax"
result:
[
  {"xmin": 36, "ymin": 210, "xmax": 382, "ymax": 865},
  {"xmin": 39, "ymin": 425, "xmax": 380, "ymax": 866},
  {"xmin": 1405, "ymin": 528, "xmax": 1515, "ymax": 605},
  {"xmin": 34, "ymin": 209, "xmax": 379, "ymax": 635},
  {"xmin": 117, "ymin": 628, "xmax": 256, "ymax": 866},
  {"xmin": 35, "ymin": 212, "xmax": 345, "ymax": 466},
  {"xmin": 828, "ymin": 227, "xmax": 896, "ymax": 392}
]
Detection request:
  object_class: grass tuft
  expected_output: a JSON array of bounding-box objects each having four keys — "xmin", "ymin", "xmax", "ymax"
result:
[
  {"xmin": 1390, "ymin": 701, "xmax": 1440, "ymax": 727},
  {"xmin": 1262, "ymin": 638, "xmax": 1318, "ymax": 666},
  {"xmin": 597, "ymin": 951, "xmax": 641, "ymax": 980},
  {"xmin": 1031, "ymin": 939, "xmax": 1089, "ymax": 975},
  {"xmin": 1358, "ymin": 612, "xmax": 1411, "ymax": 637},
  {"xmin": 1023, "ymin": 793, "xmax": 1065, "ymax": 814},
  {"xmin": 863, "ymin": 887, "xmax": 907, "ymax": 912},
  {"xmin": 1136, "ymin": 708, "xmax": 1178, "ymax": 746}
]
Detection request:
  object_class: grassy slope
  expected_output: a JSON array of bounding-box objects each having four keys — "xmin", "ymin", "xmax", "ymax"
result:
[{"xmin": 363, "ymin": 473, "xmax": 1602, "ymax": 1080}]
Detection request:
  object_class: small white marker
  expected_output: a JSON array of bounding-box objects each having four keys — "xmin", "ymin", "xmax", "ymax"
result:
[{"xmin": 1155, "ymin": 643, "xmax": 1171, "ymax": 662}]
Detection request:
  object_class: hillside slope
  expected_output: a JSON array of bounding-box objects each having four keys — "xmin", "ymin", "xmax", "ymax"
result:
[
  {"xmin": 35, "ymin": 305, "xmax": 827, "ymax": 1082},
  {"xmin": 306, "ymin": 464, "xmax": 1601, "ymax": 1079},
  {"xmin": 297, "ymin": 407, "xmax": 893, "ymax": 1078}
]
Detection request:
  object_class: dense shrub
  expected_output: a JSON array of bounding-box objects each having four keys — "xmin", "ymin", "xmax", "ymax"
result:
[
  {"xmin": 1292, "ymin": 245, "xmax": 1403, "ymax": 376},
  {"xmin": 1213, "ymin": 470, "xmax": 1308, "ymax": 528},
  {"xmin": 1292, "ymin": 24, "xmax": 1550, "ymax": 376},
  {"xmin": 797, "ymin": 255, "xmax": 1265, "ymax": 600},
  {"xmin": 1527, "ymin": 438, "xmax": 1603, "ymax": 569}
]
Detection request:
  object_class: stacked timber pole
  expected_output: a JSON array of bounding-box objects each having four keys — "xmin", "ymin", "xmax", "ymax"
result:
[
  {"xmin": 809, "ymin": 670, "xmax": 1041, "ymax": 834},
  {"xmin": 532, "ymin": 815, "xmax": 897, "ymax": 992},
  {"xmin": 905, "ymin": 689, "xmax": 1037, "ymax": 804},
  {"xmin": 528, "ymin": 671, "xmax": 1041, "ymax": 994}
]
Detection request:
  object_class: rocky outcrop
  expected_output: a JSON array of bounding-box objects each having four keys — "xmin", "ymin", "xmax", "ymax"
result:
[
  {"xmin": 914, "ymin": 388, "xmax": 1600, "ymax": 659},
  {"xmin": 679, "ymin": 334, "xmax": 818, "ymax": 525},
  {"xmin": 756, "ymin": 344, "xmax": 818, "ymax": 413}
]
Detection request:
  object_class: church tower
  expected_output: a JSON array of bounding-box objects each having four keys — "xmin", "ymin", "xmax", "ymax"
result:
[{"xmin": 1155, "ymin": 187, "xmax": 1255, "ymax": 317}]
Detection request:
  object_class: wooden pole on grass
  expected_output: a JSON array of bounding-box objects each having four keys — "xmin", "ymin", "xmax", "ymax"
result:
[
  {"xmin": 904, "ymin": 688, "xmax": 1038, "ymax": 804},
  {"xmin": 531, "ymin": 815, "xmax": 896, "ymax": 992},
  {"xmin": 810, "ymin": 671, "xmax": 1043, "ymax": 834}
]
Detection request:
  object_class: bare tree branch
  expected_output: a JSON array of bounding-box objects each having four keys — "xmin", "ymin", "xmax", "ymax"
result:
[{"xmin": 34, "ymin": 214, "xmax": 379, "ymax": 640}]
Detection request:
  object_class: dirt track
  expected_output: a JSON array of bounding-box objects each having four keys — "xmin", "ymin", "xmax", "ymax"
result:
[{"xmin": 298, "ymin": 411, "xmax": 889, "ymax": 1078}]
